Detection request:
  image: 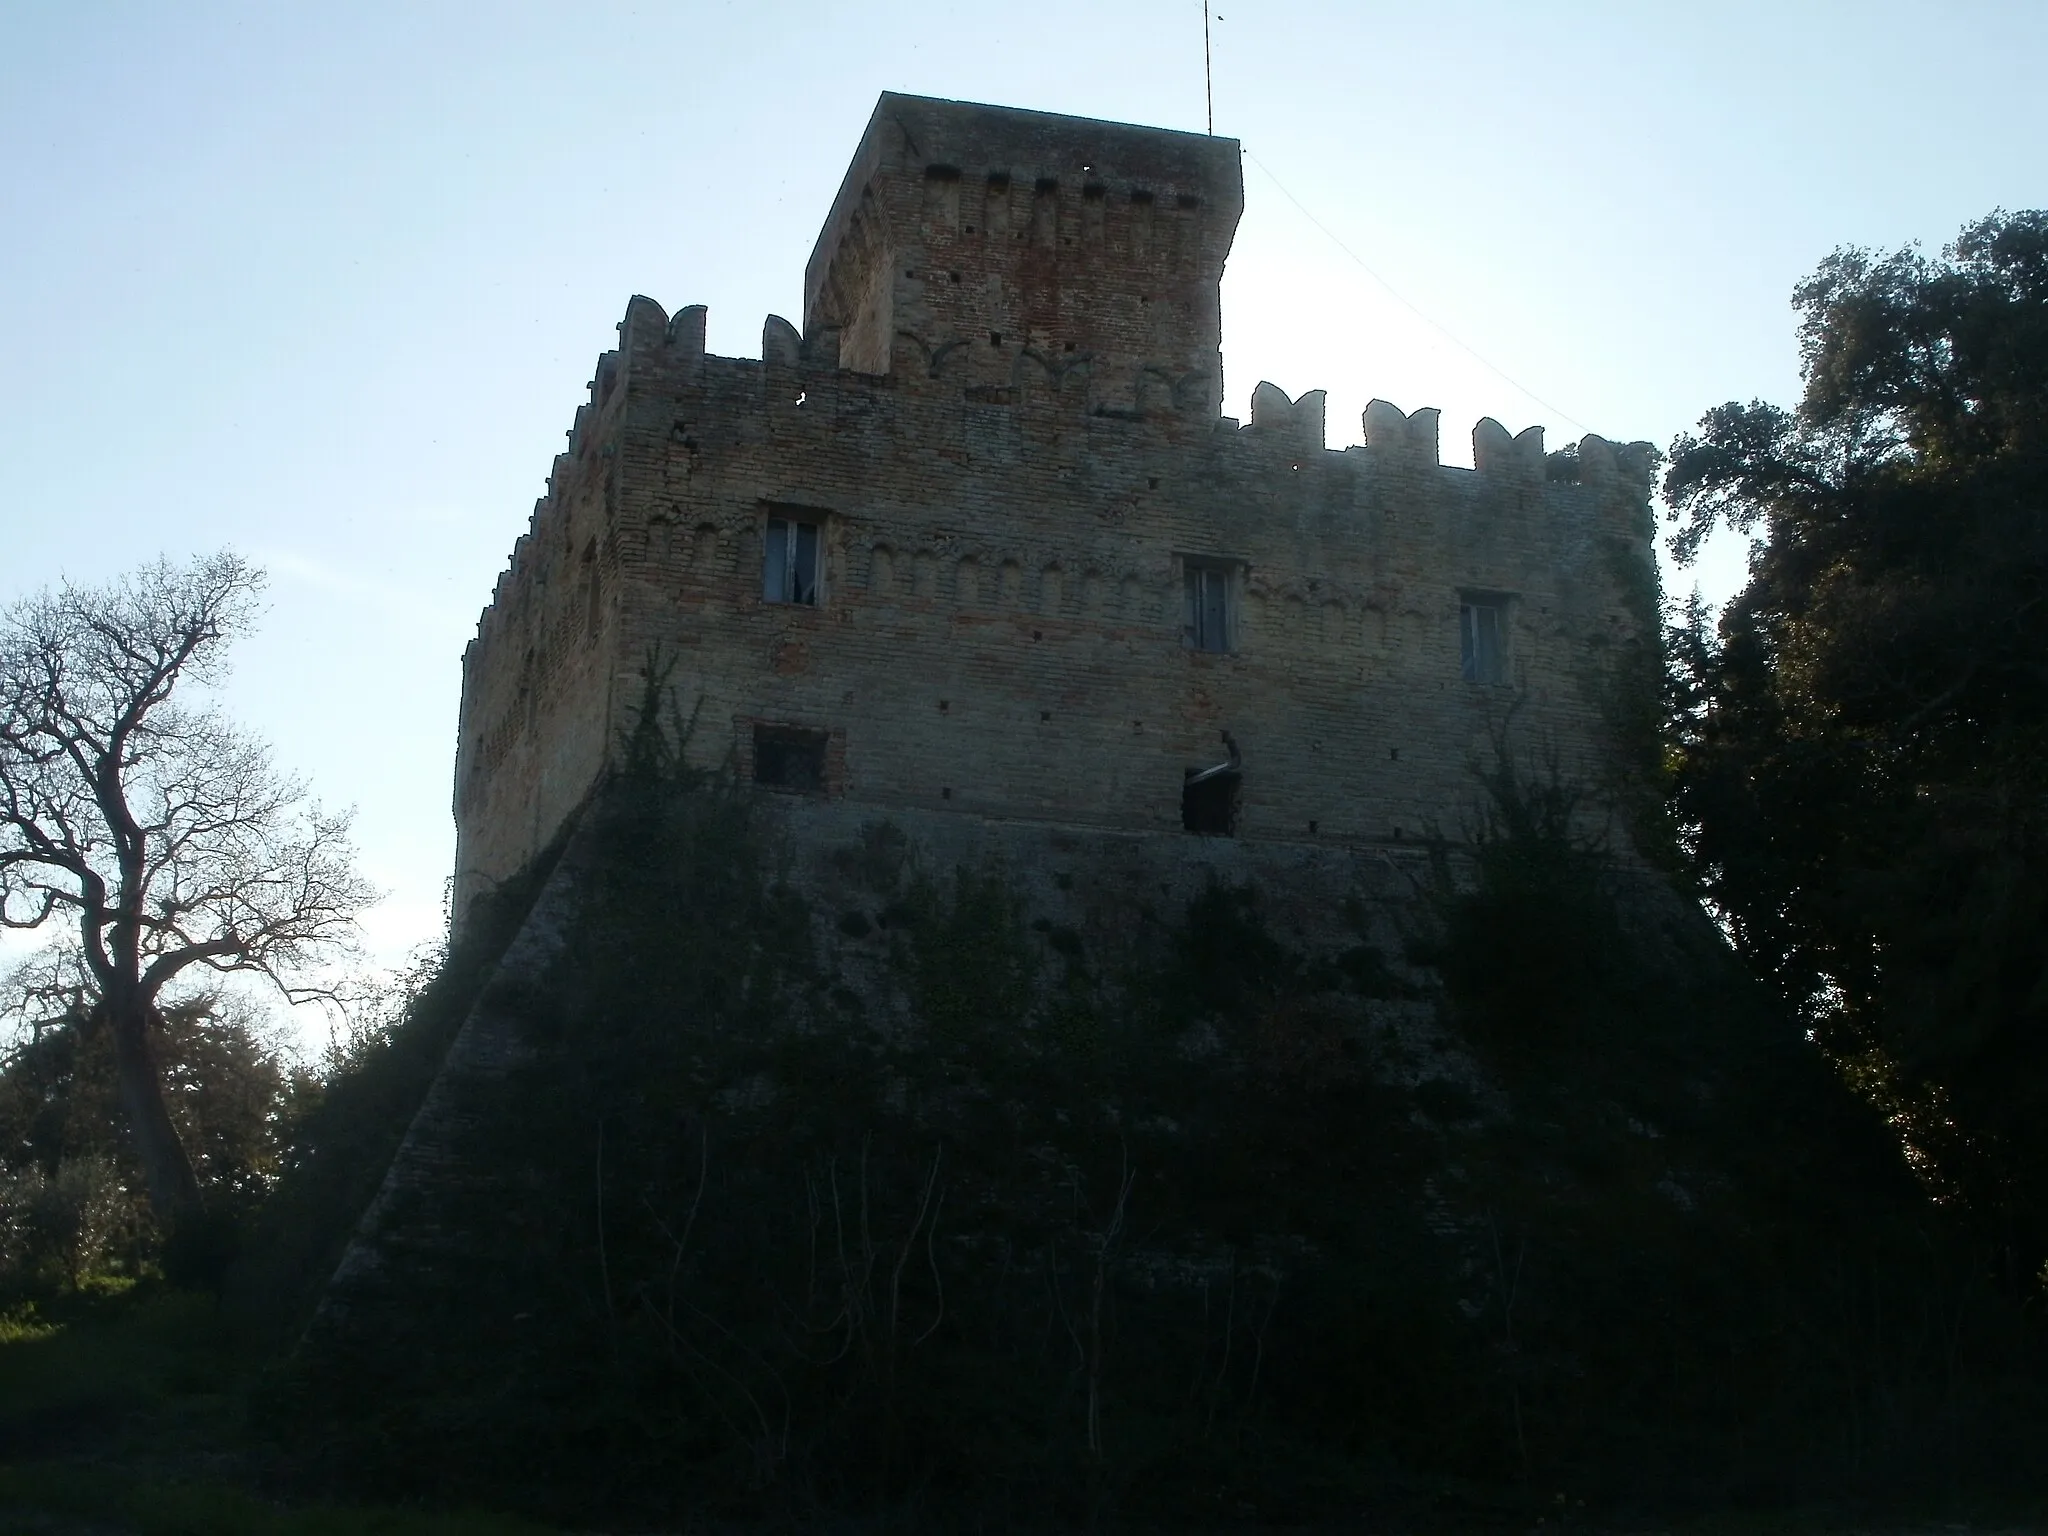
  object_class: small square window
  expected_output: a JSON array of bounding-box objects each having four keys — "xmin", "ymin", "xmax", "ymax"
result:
[
  {"xmin": 1182, "ymin": 560, "xmax": 1235, "ymax": 653},
  {"xmin": 763, "ymin": 515, "xmax": 822, "ymax": 605},
  {"xmin": 752, "ymin": 724, "xmax": 827, "ymax": 793},
  {"xmin": 1182, "ymin": 768, "xmax": 1240, "ymax": 835},
  {"xmin": 1460, "ymin": 597, "xmax": 1509, "ymax": 685}
]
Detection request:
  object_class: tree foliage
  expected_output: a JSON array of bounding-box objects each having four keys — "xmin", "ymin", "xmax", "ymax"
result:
[
  {"xmin": 0, "ymin": 992, "xmax": 298, "ymax": 1197},
  {"xmin": 0, "ymin": 992, "xmax": 299, "ymax": 1288},
  {"xmin": 0, "ymin": 553, "xmax": 373, "ymax": 1221},
  {"xmin": 1664, "ymin": 210, "xmax": 2048, "ymax": 1283}
]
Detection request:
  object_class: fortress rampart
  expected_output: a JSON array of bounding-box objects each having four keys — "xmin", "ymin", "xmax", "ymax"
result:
[{"xmin": 450, "ymin": 93, "xmax": 1657, "ymax": 921}]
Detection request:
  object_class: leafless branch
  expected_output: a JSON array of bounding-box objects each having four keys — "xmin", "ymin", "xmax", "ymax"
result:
[{"xmin": 1, "ymin": 553, "xmax": 374, "ymax": 1217}]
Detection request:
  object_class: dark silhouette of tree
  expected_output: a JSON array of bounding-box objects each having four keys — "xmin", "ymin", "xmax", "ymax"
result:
[
  {"xmin": 1, "ymin": 553, "xmax": 373, "ymax": 1223},
  {"xmin": 1664, "ymin": 210, "xmax": 2048, "ymax": 1288},
  {"xmin": 0, "ymin": 982, "xmax": 302, "ymax": 1197},
  {"xmin": 0, "ymin": 986, "xmax": 306, "ymax": 1282}
]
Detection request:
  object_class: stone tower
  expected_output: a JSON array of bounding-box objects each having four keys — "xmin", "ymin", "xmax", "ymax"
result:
[{"xmin": 804, "ymin": 94, "xmax": 1240, "ymax": 410}]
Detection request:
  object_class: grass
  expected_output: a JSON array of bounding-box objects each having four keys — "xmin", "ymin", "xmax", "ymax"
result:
[
  {"xmin": 1650, "ymin": 1516, "xmax": 2045, "ymax": 1536},
  {"xmin": 0, "ymin": 1283, "xmax": 237, "ymax": 1462},
  {"xmin": 0, "ymin": 1282, "xmax": 561, "ymax": 1535},
  {"xmin": 0, "ymin": 1282, "xmax": 2033, "ymax": 1535},
  {"xmin": 0, "ymin": 1463, "xmax": 559, "ymax": 1535}
]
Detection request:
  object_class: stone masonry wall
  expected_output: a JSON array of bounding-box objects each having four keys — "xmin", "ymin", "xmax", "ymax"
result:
[
  {"xmin": 804, "ymin": 94, "xmax": 1241, "ymax": 411},
  {"xmin": 450, "ymin": 95, "xmax": 1657, "ymax": 922}
]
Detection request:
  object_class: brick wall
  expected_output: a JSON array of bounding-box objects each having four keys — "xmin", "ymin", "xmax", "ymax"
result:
[
  {"xmin": 450, "ymin": 95, "xmax": 1657, "ymax": 924},
  {"xmin": 805, "ymin": 94, "xmax": 1240, "ymax": 411}
]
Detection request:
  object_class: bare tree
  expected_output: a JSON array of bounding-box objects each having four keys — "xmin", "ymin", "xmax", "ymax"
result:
[{"xmin": 0, "ymin": 552, "xmax": 374, "ymax": 1222}]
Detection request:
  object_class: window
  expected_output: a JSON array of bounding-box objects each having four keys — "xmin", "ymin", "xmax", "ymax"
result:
[
  {"xmin": 763, "ymin": 516, "xmax": 822, "ymax": 605},
  {"xmin": 1182, "ymin": 771, "xmax": 1239, "ymax": 835},
  {"xmin": 1460, "ymin": 597, "xmax": 1509, "ymax": 685},
  {"xmin": 752, "ymin": 724, "xmax": 827, "ymax": 793},
  {"xmin": 1182, "ymin": 731, "xmax": 1242, "ymax": 836},
  {"xmin": 1182, "ymin": 560, "xmax": 1235, "ymax": 653}
]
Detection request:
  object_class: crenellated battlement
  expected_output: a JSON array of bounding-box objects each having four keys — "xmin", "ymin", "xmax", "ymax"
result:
[
  {"xmin": 1473, "ymin": 416, "xmax": 1546, "ymax": 479},
  {"xmin": 450, "ymin": 94, "xmax": 1659, "ymax": 923},
  {"xmin": 466, "ymin": 286, "xmax": 1653, "ymax": 655}
]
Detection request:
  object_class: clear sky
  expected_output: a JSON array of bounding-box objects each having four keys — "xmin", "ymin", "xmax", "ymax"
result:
[{"xmin": 4, "ymin": 0, "xmax": 2043, "ymax": 999}]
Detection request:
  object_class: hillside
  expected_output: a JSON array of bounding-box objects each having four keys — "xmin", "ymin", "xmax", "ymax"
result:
[{"xmin": 271, "ymin": 719, "xmax": 2048, "ymax": 1531}]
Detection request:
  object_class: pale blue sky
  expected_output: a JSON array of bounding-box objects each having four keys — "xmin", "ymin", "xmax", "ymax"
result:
[{"xmin": 4, "ymin": 0, "xmax": 2043, "ymax": 986}]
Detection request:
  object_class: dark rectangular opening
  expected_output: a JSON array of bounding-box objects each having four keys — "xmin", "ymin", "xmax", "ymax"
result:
[
  {"xmin": 753, "ymin": 725, "xmax": 827, "ymax": 794},
  {"xmin": 1182, "ymin": 769, "xmax": 1240, "ymax": 836}
]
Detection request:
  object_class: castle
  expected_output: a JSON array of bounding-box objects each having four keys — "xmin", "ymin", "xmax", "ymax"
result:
[{"xmin": 450, "ymin": 92, "xmax": 1658, "ymax": 921}]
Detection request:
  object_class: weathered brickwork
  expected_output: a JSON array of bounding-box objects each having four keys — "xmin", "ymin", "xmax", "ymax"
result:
[{"xmin": 451, "ymin": 93, "xmax": 1657, "ymax": 921}]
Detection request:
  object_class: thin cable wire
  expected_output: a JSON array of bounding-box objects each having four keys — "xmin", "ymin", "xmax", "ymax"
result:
[{"xmin": 1242, "ymin": 148, "xmax": 1591, "ymax": 436}]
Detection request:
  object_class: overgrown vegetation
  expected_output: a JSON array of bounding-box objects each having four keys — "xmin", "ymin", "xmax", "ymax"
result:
[
  {"xmin": 278, "ymin": 680, "xmax": 1454, "ymax": 1527},
  {"xmin": 254, "ymin": 675, "xmax": 2046, "ymax": 1528},
  {"xmin": 3, "ymin": 683, "xmax": 2044, "ymax": 1527},
  {"xmin": 227, "ymin": 825, "xmax": 571, "ymax": 1332},
  {"xmin": 0, "ymin": 992, "xmax": 304, "ymax": 1296},
  {"xmin": 0, "ymin": 1280, "xmax": 568, "ymax": 1533},
  {"xmin": 0, "ymin": 776, "xmax": 575, "ymax": 1530},
  {"xmin": 1423, "ymin": 749, "xmax": 2046, "ymax": 1507}
]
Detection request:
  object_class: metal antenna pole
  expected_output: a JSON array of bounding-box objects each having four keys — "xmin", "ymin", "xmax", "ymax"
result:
[{"xmin": 1203, "ymin": 2, "xmax": 1214, "ymax": 134}]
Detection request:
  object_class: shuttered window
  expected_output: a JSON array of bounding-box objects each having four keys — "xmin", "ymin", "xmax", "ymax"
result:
[
  {"xmin": 1460, "ymin": 598, "xmax": 1508, "ymax": 685},
  {"xmin": 763, "ymin": 517, "xmax": 822, "ymax": 605},
  {"xmin": 1182, "ymin": 561, "xmax": 1234, "ymax": 653}
]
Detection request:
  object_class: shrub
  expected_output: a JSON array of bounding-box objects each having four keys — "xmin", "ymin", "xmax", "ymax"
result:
[{"xmin": 0, "ymin": 1154, "xmax": 129, "ymax": 1292}]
